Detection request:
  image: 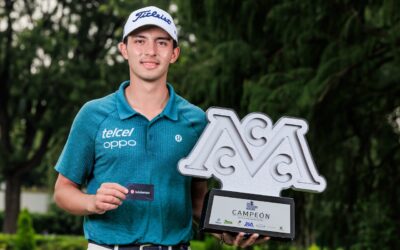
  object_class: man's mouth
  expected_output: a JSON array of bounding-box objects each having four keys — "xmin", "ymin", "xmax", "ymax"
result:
[{"xmin": 141, "ymin": 60, "xmax": 159, "ymax": 69}]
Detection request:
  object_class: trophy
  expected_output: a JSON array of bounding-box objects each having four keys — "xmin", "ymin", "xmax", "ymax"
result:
[{"xmin": 178, "ymin": 107, "xmax": 326, "ymax": 239}]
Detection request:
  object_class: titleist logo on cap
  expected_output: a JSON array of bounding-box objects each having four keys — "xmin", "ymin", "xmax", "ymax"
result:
[
  {"xmin": 132, "ymin": 10, "xmax": 172, "ymax": 25},
  {"xmin": 122, "ymin": 6, "xmax": 178, "ymax": 42}
]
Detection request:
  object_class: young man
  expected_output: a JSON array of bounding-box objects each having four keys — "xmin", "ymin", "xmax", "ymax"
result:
[{"xmin": 54, "ymin": 6, "xmax": 268, "ymax": 250}]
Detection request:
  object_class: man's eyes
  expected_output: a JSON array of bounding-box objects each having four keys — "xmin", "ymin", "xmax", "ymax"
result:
[
  {"xmin": 134, "ymin": 39, "xmax": 145, "ymax": 44},
  {"xmin": 157, "ymin": 40, "xmax": 168, "ymax": 46},
  {"xmin": 132, "ymin": 39, "xmax": 170, "ymax": 46}
]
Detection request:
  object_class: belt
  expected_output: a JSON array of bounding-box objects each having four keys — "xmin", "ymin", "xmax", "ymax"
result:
[{"xmin": 89, "ymin": 240, "xmax": 190, "ymax": 250}]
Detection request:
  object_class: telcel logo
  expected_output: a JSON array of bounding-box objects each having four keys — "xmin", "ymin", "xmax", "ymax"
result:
[{"xmin": 102, "ymin": 128, "xmax": 136, "ymax": 149}]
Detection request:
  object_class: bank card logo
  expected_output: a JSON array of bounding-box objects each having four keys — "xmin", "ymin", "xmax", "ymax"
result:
[{"xmin": 126, "ymin": 183, "xmax": 154, "ymax": 201}]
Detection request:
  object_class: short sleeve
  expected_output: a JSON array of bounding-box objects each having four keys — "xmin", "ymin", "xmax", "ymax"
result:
[
  {"xmin": 55, "ymin": 104, "xmax": 97, "ymax": 185},
  {"xmin": 194, "ymin": 111, "xmax": 207, "ymax": 137}
]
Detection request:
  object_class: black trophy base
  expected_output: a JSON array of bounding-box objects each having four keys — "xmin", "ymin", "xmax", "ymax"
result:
[{"xmin": 199, "ymin": 189, "xmax": 295, "ymax": 240}]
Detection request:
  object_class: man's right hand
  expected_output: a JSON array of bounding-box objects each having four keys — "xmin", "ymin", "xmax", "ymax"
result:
[
  {"xmin": 87, "ymin": 183, "xmax": 129, "ymax": 214},
  {"xmin": 54, "ymin": 174, "xmax": 130, "ymax": 216}
]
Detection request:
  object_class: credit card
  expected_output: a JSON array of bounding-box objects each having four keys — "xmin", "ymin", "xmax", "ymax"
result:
[{"xmin": 126, "ymin": 183, "xmax": 154, "ymax": 201}]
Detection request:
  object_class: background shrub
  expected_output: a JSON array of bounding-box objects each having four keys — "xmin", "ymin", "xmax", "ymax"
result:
[
  {"xmin": 204, "ymin": 235, "xmax": 222, "ymax": 250},
  {"xmin": 0, "ymin": 204, "xmax": 83, "ymax": 235},
  {"xmin": 0, "ymin": 234, "xmax": 87, "ymax": 250},
  {"xmin": 15, "ymin": 209, "xmax": 36, "ymax": 250}
]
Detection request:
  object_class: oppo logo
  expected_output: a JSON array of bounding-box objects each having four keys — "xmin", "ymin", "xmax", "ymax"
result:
[{"xmin": 103, "ymin": 140, "xmax": 137, "ymax": 149}]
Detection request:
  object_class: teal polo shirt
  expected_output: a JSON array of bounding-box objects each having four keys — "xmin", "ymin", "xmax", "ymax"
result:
[{"xmin": 55, "ymin": 81, "xmax": 207, "ymax": 245}]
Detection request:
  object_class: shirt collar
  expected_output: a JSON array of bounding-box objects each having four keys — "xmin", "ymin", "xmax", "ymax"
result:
[
  {"xmin": 116, "ymin": 81, "xmax": 178, "ymax": 121},
  {"xmin": 162, "ymin": 83, "xmax": 178, "ymax": 121}
]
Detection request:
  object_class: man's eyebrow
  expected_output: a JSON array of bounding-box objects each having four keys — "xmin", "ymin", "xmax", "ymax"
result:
[
  {"xmin": 131, "ymin": 35, "xmax": 171, "ymax": 41},
  {"xmin": 132, "ymin": 34, "xmax": 172, "ymax": 41},
  {"xmin": 156, "ymin": 37, "xmax": 172, "ymax": 41},
  {"xmin": 132, "ymin": 35, "xmax": 146, "ymax": 39}
]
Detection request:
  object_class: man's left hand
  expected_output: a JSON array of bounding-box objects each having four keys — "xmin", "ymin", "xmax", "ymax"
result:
[{"xmin": 220, "ymin": 232, "xmax": 270, "ymax": 248}]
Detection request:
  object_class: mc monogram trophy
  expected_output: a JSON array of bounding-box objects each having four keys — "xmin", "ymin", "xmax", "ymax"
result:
[{"xmin": 178, "ymin": 107, "xmax": 327, "ymax": 240}]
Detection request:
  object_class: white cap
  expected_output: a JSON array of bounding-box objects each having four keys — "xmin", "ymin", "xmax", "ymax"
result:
[{"xmin": 122, "ymin": 6, "xmax": 178, "ymax": 43}]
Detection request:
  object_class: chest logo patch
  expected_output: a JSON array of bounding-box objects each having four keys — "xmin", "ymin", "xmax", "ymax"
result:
[{"xmin": 175, "ymin": 134, "xmax": 183, "ymax": 142}]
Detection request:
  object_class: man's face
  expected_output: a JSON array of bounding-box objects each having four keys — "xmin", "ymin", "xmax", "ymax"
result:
[{"xmin": 118, "ymin": 26, "xmax": 180, "ymax": 83}]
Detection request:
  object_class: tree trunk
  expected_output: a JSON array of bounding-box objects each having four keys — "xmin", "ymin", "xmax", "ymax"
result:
[{"xmin": 3, "ymin": 175, "xmax": 21, "ymax": 233}]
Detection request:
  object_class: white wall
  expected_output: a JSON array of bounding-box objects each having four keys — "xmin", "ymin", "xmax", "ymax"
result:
[{"xmin": 0, "ymin": 189, "xmax": 50, "ymax": 214}]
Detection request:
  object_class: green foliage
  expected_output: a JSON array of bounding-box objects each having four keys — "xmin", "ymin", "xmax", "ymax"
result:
[
  {"xmin": 15, "ymin": 209, "xmax": 36, "ymax": 250},
  {"xmin": 31, "ymin": 204, "xmax": 83, "ymax": 235},
  {"xmin": 0, "ymin": 0, "xmax": 175, "ymax": 232},
  {"xmin": 0, "ymin": 205, "xmax": 82, "ymax": 235},
  {"xmin": 0, "ymin": 235, "xmax": 347, "ymax": 250},
  {"xmin": 0, "ymin": 234, "xmax": 87, "ymax": 250},
  {"xmin": 308, "ymin": 244, "xmax": 320, "ymax": 250},
  {"xmin": 0, "ymin": 234, "xmax": 15, "ymax": 250},
  {"xmin": 1, "ymin": 0, "xmax": 399, "ymax": 248},
  {"xmin": 204, "ymin": 235, "xmax": 222, "ymax": 250},
  {"xmin": 175, "ymin": 0, "xmax": 400, "ymax": 249},
  {"xmin": 35, "ymin": 235, "xmax": 87, "ymax": 250}
]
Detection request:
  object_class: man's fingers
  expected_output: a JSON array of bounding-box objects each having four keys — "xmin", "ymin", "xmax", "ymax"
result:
[
  {"xmin": 102, "ymin": 183, "xmax": 129, "ymax": 192},
  {"xmin": 100, "ymin": 183, "xmax": 128, "ymax": 194},
  {"xmin": 255, "ymin": 235, "xmax": 270, "ymax": 244},
  {"xmin": 89, "ymin": 182, "xmax": 129, "ymax": 214},
  {"xmin": 98, "ymin": 188, "xmax": 127, "ymax": 201},
  {"xmin": 95, "ymin": 201, "xmax": 118, "ymax": 212},
  {"xmin": 219, "ymin": 232, "xmax": 270, "ymax": 248},
  {"xmin": 93, "ymin": 194, "xmax": 122, "ymax": 214},
  {"xmin": 98, "ymin": 194, "xmax": 123, "ymax": 205},
  {"xmin": 220, "ymin": 233, "xmax": 235, "ymax": 245},
  {"xmin": 233, "ymin": 232, "xmax": 245, "ymax": 246},
  {"xmin": 240, "ymin": 233, "xmax": 259, "ymax": 248},
  {"xmin": 98, "ymin": 183, "xmax": 128, "ymax": 200}
]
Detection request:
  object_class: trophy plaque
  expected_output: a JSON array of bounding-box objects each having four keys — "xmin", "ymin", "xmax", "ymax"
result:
[{"xmin": 178, "ymin": 107, "xmax": 326, "ymax": 240}]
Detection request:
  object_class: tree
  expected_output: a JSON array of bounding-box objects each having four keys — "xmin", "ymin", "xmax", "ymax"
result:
[
  {"xmin": 0, "ymin": 0, "xmax": 175, "ymax": 235},
  {"xmin": 175, "ymin": 0, "xmax": 400, "ymax": 248},
  {"xmin": 0, "ymin": 0, "xmax": 149, "ymax": 233}
]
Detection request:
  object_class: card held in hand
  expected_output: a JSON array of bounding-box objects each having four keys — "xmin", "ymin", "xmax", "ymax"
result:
[{"xmin": 127, "ymin": 183, "xmax": 154, "ymax": 201}]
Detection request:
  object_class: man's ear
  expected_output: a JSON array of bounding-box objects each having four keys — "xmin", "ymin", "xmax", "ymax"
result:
[
  {"xmin": 118, "ymin": 42, "xmax": 129, "ymax": 60},
  {"xmin": 170, "ymin": 47, "xmax": 180, "ymax": 64}
]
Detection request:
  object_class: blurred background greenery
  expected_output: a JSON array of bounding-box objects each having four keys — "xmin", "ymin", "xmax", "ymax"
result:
[{"xmin": 0, "ymin": 0, "xmax": 399, "ymax": 249}]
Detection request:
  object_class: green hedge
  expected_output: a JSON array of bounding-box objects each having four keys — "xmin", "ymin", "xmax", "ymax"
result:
[
  {"xmin": 0, "ymin": 234, "xmax": 87, "ymax": 250},
  {"xmin": 0, "ymin": 235, "xmax": 210, "ymax": 250},
  {"xmin": 0, "ymin": 204, "xmax": 83, "ymax": 235},
  {"xmin": 0, "ymin": 234, "xmax": 336, "ymax": 250},
  {"xmin": 0, "ymin": 207, "xmax": 333, "ymax": 250}
]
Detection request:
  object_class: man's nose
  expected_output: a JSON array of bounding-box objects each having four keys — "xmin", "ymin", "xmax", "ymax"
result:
[{"xmin": 144, "ymin": 41, "xmax": 157, "ymax": 56}]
